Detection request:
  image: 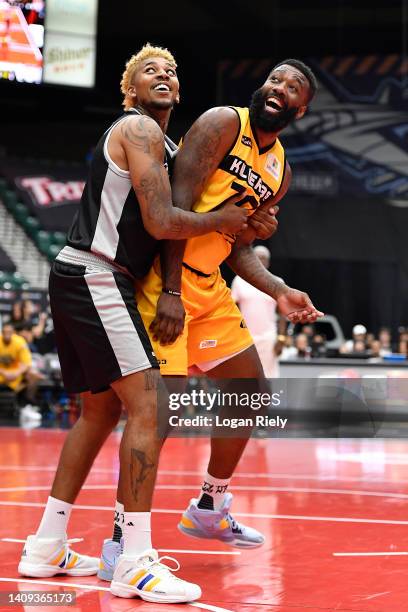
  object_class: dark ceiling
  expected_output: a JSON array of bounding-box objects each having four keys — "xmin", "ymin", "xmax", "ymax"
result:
[
  {"xmin": 1, "ymin": 0, "xmax": 406, "ymax": 158},
  {"xmin": 97, "ymin": 0, "xmax": 406, "ymax": 110}
]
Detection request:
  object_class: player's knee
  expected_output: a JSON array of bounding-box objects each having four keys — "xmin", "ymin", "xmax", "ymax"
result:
[{"xmin": 81, "ymin": 391, "xmax": 122, "ymax": 426}]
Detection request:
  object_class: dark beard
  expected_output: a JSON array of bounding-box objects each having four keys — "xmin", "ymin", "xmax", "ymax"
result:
[{"xmin": 249, "ymin": 88, "xmax": 298, "ymax": 132}]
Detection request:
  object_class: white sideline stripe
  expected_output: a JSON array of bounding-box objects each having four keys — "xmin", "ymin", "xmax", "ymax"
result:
[
  {"xmin": 1, "ymin": 465, "xmax": 408, "ymax": 485},
  {"xmin": 0, "ymin": 577, "xmax": 109, "ymax": 591},
  {"xmin": 0, "ymin": 538, "xmax": 25, "ymax": 542},
  {"xmin": 1, "ymin": 500, "xmax": 408, "ymax": 525},
  {"xmin": 333, "ymin": 551, "xmax": 408, "ymax": 557},
  {"xmin": 156, "ymin": 549, "xmax": 240, "ymax": 556},
  {"xmin": 0, "ymin": 539, "xmax": 240, "ymax": 556},
  {"xmin": 0, "ymin": 579, "xmax": 234, "ymax": 612},
  {"xmin": 159, "ymin": 470, "xmax": 380, "ymax": 482},
  {"xmin": 2, "ymin": 483, "xmax": 408, "ymax": 500},
  {"xmin": 190, "ymin": 604, "xmax": 235, "ymax": 612}
]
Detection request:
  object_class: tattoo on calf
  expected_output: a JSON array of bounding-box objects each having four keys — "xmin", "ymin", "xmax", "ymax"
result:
[
  {"xmin": 129, "ymin": 448, "xmax": 155, "ymax": 502},
  {"xmin": 144, "ymin": 369, "xmax": 160, "ymax": 391}
]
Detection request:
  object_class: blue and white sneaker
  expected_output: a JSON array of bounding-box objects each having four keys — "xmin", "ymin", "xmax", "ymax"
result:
[
  {"xmin": 98, "ymin": 538, "xmax": 123, "ymax": 581},
  {"xmin": 178, "ymin": 492, "xmax": 264, "ymax": 549},
  {"xmin": 110, "ymin": 549, "xmax": 201, "ymax": 603},
  {"xmin": 18, "ymin": 536, "xmax": 98, "ymax": 577}
]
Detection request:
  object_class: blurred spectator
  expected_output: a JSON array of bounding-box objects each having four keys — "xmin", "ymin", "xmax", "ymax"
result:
[
  {"xmin": 369, "ymin": 340, "xmax": 382, "ymax": 358},
  {"xmin": 378, "ymin": 327, "xmax": 392, "ymax": 356},
  {"xmin": 398, "ymin": 328, "xmax": 408, "ymax": 357},
  {"xmin": 311, "ymin": 333, "xmax": 327, "ymax": 358},
  {"xmin": 0, "ymin": 323, "xmax": 32, "ymax": 394},
  {"xmin": 301, "ymin": 324, "xmax": 315, "ymax": 343},
  {"xmin": 7, "ymin": 299, "xmax": 49, "ymax": 347},
  {"xmin": 341, "ymin": 324, "xmax": 367, "ymax": 353},
  {"xmin": 281, "ymin": 333, "xmax": 311, "ymax": 360},
  {"xmin": 18, "ymin": 323, "xmax": 37, "ymax": 352},
  {"xmin": 353, "ymin": 339, "xmax": 367, "ymax": 354},
  {"xmin": 21, "ymin": 299, "xmax": 47, "ymax": 340},
  {"xmin": 8, "ymin": 301, "xmax": 24, "ymax": 330},
  {"xmin": 34, "ymin": 305, "xmax": 56, "ymax": 354},
  {"xmin": 231, "ymin": 245, "xmax": 283, "ymax": 377},
  {"xmin": 366, "ymin": 332, "xmax": 375, "ymax": 348}
]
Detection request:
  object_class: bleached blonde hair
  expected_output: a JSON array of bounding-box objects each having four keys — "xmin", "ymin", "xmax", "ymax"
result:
[{"xmin": 120, "ymin": 43, "xmax": 177, "ymax": 110}]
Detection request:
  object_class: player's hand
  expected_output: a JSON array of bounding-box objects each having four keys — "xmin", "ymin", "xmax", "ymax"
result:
[
  {"xmin": 149, "ymin": 292, "xmax": 185, "ymax": 346},
  {"xmin": 248, "ymin": 205, "xmax": 279, "ymax": 239},
  {"xmin": 216, "ymin": 194, "xmax": 249, "ymax": 234},
  {"xmin": 277, "ymin": 287, "xmax": 324, "ymax": 324}
]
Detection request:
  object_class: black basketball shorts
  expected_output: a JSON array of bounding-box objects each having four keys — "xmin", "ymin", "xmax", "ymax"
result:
[{"xmin": 49, "ymin": 259, "xmax": 159, "ymax": 394}]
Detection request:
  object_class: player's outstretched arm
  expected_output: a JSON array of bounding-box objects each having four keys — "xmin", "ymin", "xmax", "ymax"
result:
[
  {"xmin": 226, "ymin": 243, "xmax": 323, "ymax": 323},
  {"xmin": 121, "ymin": 115, "xmax": 247, "ymax": 240}
]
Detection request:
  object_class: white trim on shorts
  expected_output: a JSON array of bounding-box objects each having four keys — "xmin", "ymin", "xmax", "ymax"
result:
[
  {"xmin": 56, "ymin": 245, "xmax": 130, "ymax": 275},
  {"xmin": 84, "ymin": 270, "xmax": 152, "ymax": 376},
  {"xmin": 193, "ymin": 346, "xmax": 250, "ymax": 373}
]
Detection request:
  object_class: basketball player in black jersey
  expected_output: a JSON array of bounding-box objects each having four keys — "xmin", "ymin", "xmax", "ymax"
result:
[{"xmin": 18, "ymin": 43, "xmax": 249, "ymax": 604}]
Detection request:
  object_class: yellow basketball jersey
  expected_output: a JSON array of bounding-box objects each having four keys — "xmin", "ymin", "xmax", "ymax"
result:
[{"xmin": 183, "ymin": 106, "xmax": 286, "ymax": 274}]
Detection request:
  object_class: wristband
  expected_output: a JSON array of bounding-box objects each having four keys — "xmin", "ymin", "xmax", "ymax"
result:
[{"xmin": 162, "ymin": 288, "xmax": 182, "ymax": 297}]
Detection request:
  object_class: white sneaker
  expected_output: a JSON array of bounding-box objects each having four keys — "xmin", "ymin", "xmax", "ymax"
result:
[
  {"xmin": 110, "ymin": 548, "xmax": 201, "ymax": 604},
  {"xmin": 18, "ymin": 535, "xmax": 99, "ymax": 577}
]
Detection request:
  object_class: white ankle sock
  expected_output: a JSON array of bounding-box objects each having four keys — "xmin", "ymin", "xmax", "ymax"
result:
[
  {"xmin": 197, "ymin": 472, "xmax": 230, "ymax": 511},
  {"xmin": 36, "ymin": 496, "xmax": 73, "ymax": 539},
  {"xmin": 123, "ymin": 512, "xmax": 152, "ymax": 556},
  {"xmin": 112, "ymin": 500, "xmax": 124, "ymax": 542}
]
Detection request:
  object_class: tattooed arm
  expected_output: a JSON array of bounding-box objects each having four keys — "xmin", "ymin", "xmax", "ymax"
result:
[
  {"xmin": 161, "ymin": 108, "xmax": 241, "ymax": 285},
  {"xmin": 227, "ymin": 244, "xmax": 324, "ymax": 323},
  {"xmin": 227, "ymin": 244, "xmax": 288, "ymax": 299},
  {"xmin": 115, "ymin": 114, "xmax": 247, "ymax": 240},
  {"xmin": 150, "ymin": 107, "xmax": 242, "ymax": 344}
]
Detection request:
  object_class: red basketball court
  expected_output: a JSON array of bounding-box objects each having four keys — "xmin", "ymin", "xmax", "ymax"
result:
[{"xmin": 0, "ymin": 428, "xmax": 408, "ymax": 610}]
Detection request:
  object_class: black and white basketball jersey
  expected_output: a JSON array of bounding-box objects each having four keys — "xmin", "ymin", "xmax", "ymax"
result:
[{"xmin": 67, "ymin": 108, "xmax": 178, "ymax": 279}]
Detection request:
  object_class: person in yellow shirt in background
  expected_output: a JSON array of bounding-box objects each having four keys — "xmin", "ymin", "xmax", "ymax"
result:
[{"xmin": 0, "ymin": 322, "xmax": 32, "ymax": 393}]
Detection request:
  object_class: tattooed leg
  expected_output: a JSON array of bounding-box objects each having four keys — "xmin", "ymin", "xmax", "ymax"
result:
[
  {"xmin": 129, "ymin": 449, "xmax": 155, "ymax": 503},
  {"xmin": 111, "ymin": 368, "xmax": 162, "ymax": 512}
]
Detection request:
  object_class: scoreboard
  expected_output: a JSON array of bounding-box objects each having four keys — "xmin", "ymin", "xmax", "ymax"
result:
[{"xmin": 0, "ymin": 0, "xmax": 98, "ymax": 87}]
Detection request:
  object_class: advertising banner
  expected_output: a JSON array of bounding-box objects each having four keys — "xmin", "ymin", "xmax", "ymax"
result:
[{"xmin": 1, "ymin": 161, "xmax": 86, "ymax": 231}]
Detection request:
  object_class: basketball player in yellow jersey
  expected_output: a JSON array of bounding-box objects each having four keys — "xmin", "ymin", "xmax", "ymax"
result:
[{"xmin": 129, "ymin": 60, "xmax": 324, "ymax": 550}]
